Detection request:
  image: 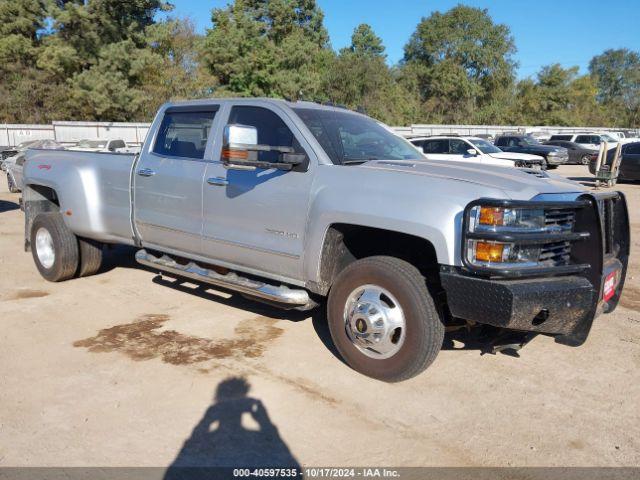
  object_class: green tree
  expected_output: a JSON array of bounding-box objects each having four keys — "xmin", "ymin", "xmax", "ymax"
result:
[
  {"xmin": 589, "ymin": 48, "xmax": 640, "ymax": 126},
  {"xmin": 324, "ymin": 24, "xmax": 418, "ymax": 124},
  {"xmin": 349, "ymin": 24, "xmax": 385, "ymax": 57},
  {"xmin": 510, "ymin": 64, "xmax": 612, "ymax": 127},
  {"xmin": 201, "ymin": 0, "xmax": 331, "ymax": 100},
  {"xmin": 403, "ymin": 5, "xmax": 516, "ymax": 123}
]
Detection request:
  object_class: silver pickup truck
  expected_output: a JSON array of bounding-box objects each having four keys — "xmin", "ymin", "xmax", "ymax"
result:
[{"xmin": 22, "ymin": 98, "xmax": 630, "ymax": 382}]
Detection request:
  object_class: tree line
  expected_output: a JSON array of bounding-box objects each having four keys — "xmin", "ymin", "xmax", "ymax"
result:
[{"xmin": 1, "ymin": 0, "xmax": 639, "ymax": 127}]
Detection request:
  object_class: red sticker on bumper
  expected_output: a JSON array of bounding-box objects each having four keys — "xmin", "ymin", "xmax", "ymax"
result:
[{"xmin": 603, "ymin": 271, "xmax": 618, "ymax": 302}]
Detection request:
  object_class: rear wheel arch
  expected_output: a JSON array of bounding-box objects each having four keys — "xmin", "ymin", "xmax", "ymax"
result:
[{"xmin": 23, "ymin": 184, "xmax": 62, "ymax": 252}]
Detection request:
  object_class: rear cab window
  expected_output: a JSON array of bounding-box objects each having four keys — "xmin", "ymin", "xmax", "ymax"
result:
[{"xmin": 153, "ymin": 106, "xmax": 218, "ymax": 159}]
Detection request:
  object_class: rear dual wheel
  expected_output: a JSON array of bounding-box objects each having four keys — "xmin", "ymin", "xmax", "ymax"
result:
[
  {"xmin": 327, "ymin": 256, "xmax": 444, "ymax": 382},
  {"xmin": 31, "ymin": 213, "xmax": 103, "ymax": 282}
]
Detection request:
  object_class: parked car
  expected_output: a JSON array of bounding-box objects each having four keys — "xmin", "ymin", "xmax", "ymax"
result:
[
  {"xmin": 494, "ymin": 134, "xmax": 569, "ymax": 169},
  {"xmin": 68, "ymin": 138, "xmax": 134, "ymax": 153},
  {"xmin": 473, "ymin": 133, "xmax": 495, "ymax": 143},
  {"xmin": 548, "ymin": 133, "xmax": 619, "ymax": 150},
  {"xmin": 22, "ymin": 98, "xmax": 629, "ymax": 382},
  {"xmin": 544, "ymin": 140, "xmax": 598, "ymax": 165},
  {"xmin": 410, "ymin": 136, "xmax": 545, "ymax": 169},
  {"xmin": 527, "ymin": 130, "xmax": 551, "ymax": 143},
  {"xmin": 609, "ymin": 131, "xmax": 640, "ymax": 143},
  {"xmin": 1, "ymin": 140, "xmax": 41, "ymax": 163},
  {"xmin": 4, "ymin": 139, "xmax": 64, "ymax": 193},
  {"xmin": 588, "ymin": 141, "xmax": 640, "ymax": 181}
]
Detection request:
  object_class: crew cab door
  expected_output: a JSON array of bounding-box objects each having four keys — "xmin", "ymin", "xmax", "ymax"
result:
[
  {"xmin": 201, "ymin": 104, "xmax": 314, "ymax": 281},
  {"xmin": 133, "ymin": 105, "xmax": 220, "ymax": 255}
]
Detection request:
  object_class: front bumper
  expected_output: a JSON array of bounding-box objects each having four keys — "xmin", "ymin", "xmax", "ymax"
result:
[
  {"xmin": 440, "ymin": 258, "xmax": 623, "ymax": 344},
  {"xmin": 546, "ymin": 154, "xmax": 569, "ymax": 165},
  {"xmin": 443, "ymin": 191, "xmax": 630, "ymax": 346}
]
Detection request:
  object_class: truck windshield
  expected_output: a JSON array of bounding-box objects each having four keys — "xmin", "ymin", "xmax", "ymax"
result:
[
  {"xmin": 292, "ymin": 108, "xmax": 421, "ymax": 164},
  {"xmin": 471, "ymin": 139, "xmax": 502, "ymax": 154}
]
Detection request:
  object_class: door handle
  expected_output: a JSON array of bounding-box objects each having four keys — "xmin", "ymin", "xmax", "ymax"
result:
[
  {"xmin": 207, "ymin": 177, "xmax": 229, "ymax": 186},
  {"xmin": 137, "ymin": 168, "xmax": 156, "ymax": 177}
]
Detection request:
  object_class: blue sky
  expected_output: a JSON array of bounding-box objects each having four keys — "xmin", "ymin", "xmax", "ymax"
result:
[{"xmin": 163, "ymin": 0, "xmax": 640, "ymax": 78}]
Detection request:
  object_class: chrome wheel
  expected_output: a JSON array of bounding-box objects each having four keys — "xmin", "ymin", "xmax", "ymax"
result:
[
  {"xmin": 35, "ymin": 227, "xmax": 55, "ymax": 269},
  {"xmin": 343, "ymin": 284, "xmax": 406, "ymax": 359},
  {"xmin": 581, "ymin": 155, "xmax": 591, "ymax": 165}
]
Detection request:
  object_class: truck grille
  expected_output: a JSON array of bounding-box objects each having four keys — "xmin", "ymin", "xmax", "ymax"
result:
[
  {"xmin": 545, "ymin": 209, "xmax": 575, "ymax": 231},
  {"xmin": 539, "ymin": 241, "xmax": 572, "ymax": 266}
]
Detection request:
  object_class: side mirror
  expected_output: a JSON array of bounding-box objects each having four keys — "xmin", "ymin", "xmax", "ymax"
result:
[
  {"xmin": 467, "ymin": 148, "xmax": 479, "ymax": 156},
  {"xmin": 222, "ymin": 124, "xmax": 304, "ymax": 171}
]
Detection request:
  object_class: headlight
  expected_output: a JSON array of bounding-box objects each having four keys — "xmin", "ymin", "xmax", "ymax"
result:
[
  {"xmin": 469, "ymin": 205, "xmax": 545, "ymax": 232},
  {"xmin": 548, "ymin": 151, "xmax": 559, "ymax": 156},
  {"xmin": 467, "ymin": 240, "xmax": 541, "ymax": 267},
  {"xmin": 462, "ymin": 200, "xmax": 585, "ymax": 274}
]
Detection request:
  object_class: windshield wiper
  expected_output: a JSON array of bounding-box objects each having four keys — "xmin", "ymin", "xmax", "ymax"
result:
[{"xmin": 341, "ymin": 158, "xmax": 377, "ymax": 165}]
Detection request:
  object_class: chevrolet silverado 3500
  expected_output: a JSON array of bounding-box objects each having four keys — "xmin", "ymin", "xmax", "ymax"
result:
[{"xmin": 22, "ymin": 99, "xmax": 629, "ymax": 381}]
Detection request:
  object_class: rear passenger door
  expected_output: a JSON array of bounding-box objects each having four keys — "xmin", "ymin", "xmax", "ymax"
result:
[{"xmin": 134, "ymin": 105, "xmax": 220, "ymax": 256}]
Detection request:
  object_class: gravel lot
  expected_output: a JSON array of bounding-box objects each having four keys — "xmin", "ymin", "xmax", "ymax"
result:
[{"xmin": 0, "ymin": 165, "xmax": 638, "ymax": 468}]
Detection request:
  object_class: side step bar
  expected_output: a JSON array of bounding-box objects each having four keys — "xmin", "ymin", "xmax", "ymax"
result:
[{"xmin": 135, "ymin": 249, "xmax": 314, "ymax": 310}]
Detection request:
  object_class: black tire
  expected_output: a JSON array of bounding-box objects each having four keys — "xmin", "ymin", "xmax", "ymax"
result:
[
  {"xmin": 7, "ymin": 174, "xmax": 19, "ymax": 193},
  {"xmin": 30, "ymin": 213, "xmax": 79, "ymax": 282},
  {"xmin": 580, "ymin": 155, "xmax": 591, "ymax": 165},
  {"xmin": 327, "ymin": 256, "xmax": 444, "ymax": 382},
  {"xmin": 547, "ymin": 164, "xmax": 558, "ymax": 170},
  {"xmin": 77, "ymin": 237, "xmax": 103, "ymax": 277}
]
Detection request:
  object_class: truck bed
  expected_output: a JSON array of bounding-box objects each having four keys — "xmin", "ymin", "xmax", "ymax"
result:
[{"xmin": 23, "ymin": 149, "xmax": 137, "ymax": 244}]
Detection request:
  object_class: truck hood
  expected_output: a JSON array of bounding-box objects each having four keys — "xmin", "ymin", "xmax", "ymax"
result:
[
  {"xmin": 360, "ymin": 159, "xmax": 585, "ymax": 200},
  {"xmin": 487, "ymin": 152, "xmax": 544, "ymax": 162}
]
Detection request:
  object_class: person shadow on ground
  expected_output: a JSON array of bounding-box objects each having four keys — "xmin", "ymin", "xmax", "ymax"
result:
[{"xmin": 164, "ymin": 376, "xmax": 299, "ymax": 479}]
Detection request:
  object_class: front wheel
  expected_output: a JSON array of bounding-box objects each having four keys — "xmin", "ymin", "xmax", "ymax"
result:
[
  {"xmin": 327, "ymin": 256, "xmax": 444, "ymax": 382},
  {"xmin": 580, "ymin": 155, "xmax": 591, "ymax": 165}
]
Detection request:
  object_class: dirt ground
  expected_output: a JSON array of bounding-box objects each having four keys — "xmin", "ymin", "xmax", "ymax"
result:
[{"xmin": 0, "ymin": 164, "xmax": 638, "ymax": 468}]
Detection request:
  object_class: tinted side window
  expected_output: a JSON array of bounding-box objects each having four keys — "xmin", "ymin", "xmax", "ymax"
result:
[
  {"xmin": 494, "ymin": 137, "xmax": 507, "ymax": 146},
  {"xmin": 625, "ymin": 143, "xmax": 640, "ymax": 154},
  {"xmin": 423, "ymin": 140, "xmax": 447, "ymax": 153},
  {"xmin": 110, "ymin": 140, "xmax": 126, "ymax": 150},
  {"xmin": 153, "ymin": 109, "xmax": 217, "ymax": 159},
  {"xmin": 575, "ymin": 135, "xmax": 598, "ymax": 144},
  {"xmin": 229, "ymin": 106, "xmax": 297, "ymax": 163},
  {"xmin": 550, "ymin": 135, "xmax": 572, "ymax": 141},
  {"xmin": 449, "ymin": 139, "xmax": 470, "ymax": 154},
  {"xmin": 508, "ymin": 137, "xmax": 520, "ymax": 147}
]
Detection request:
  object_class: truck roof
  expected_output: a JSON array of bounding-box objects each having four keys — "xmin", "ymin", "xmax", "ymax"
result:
[{"xmin": 162, "ymin": 97, "xmax": 359, "ymax": 113}]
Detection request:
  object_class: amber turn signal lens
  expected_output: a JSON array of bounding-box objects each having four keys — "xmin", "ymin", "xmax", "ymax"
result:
[
  {"xmin": 222, "ymin": 148, "xmax": 248, "ymax": 160},
  {"xmin": 475, "ymin": 242, "xmax": 504, "ymax": 262},
  {"xmin": 479, "ymin": 207, "xmax": 504, "ymax": 226}
]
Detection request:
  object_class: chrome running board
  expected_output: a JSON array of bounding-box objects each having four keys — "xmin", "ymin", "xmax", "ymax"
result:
[{"xmin": 135, "ymin": 249, "xmax": 313, "ymax": 309}]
